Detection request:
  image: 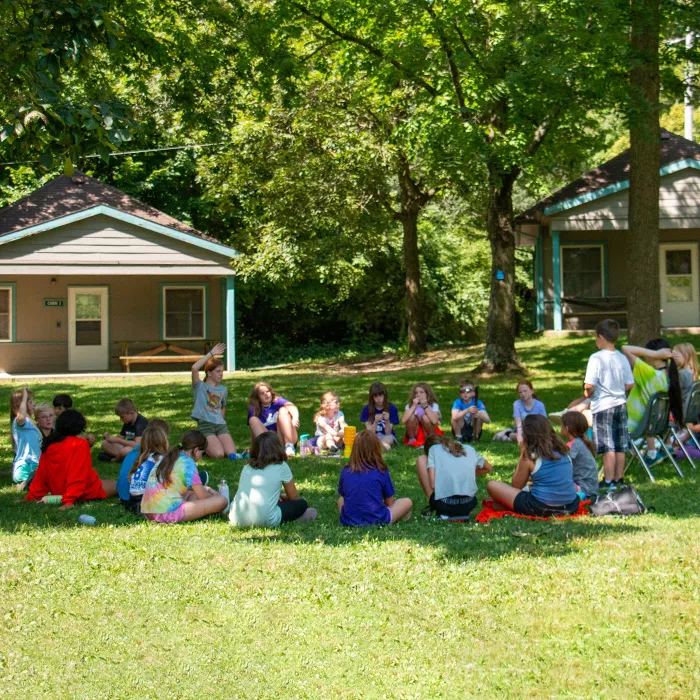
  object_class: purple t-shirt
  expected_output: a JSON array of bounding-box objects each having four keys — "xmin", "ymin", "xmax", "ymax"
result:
[
  {"xmin": 338, "ymin": 466, "xmax": 395, "ymax": 527},
  {"xmin": 360, "ymin": 403, "xmax": 399, "ymax": 436},
  {"xmin": 248, "ymin": 397, "xmax": 289, "ymax": 429}
]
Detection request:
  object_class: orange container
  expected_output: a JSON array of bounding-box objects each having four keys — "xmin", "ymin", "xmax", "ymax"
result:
[{"xmin": 343, "ymin": 425, "xmax": 357, "ymax": 459}]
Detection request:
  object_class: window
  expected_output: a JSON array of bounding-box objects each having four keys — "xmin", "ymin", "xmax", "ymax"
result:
[
  {"xmin": 162, "ymin": 285, "xmax": 207, "ymax": 339},
  {"xmin": 561, "ymin": 245, "xmax": 604, "ymax": 298},
  {"xmin": 0, "ymin": 285, "xmax": 14, "ymax": 342},
  {"xmin": 665, "ymin": 249, "xmax": 694, "ymax": 302}
]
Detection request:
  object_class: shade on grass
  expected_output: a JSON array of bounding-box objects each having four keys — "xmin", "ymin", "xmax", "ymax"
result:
[{"xmin": 1, "ymin": 336, "xmax": 699, "ymax": 697}]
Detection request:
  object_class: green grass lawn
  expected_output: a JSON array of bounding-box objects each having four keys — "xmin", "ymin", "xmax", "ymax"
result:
[{"xmin": 1, "ymin": 336, "xmax": 699, "ymax": 698}]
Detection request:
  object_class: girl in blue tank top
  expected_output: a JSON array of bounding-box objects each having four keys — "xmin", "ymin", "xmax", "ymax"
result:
[{"xmin": 487, "ymin": 414, "xmax": 579, "ymax": 517}]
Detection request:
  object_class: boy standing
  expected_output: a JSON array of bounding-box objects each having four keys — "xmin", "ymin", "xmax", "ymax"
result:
[
  {"xmin": 99, "ymin": 398, "xmax": 148, "ymax": 462},
  {"xmin": 583, "ymin": 319, "xmax": 634, "ymax": 491}
]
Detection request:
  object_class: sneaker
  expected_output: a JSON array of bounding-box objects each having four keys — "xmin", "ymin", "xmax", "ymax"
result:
[
  {"xmin": 421, "ymin": 505, "xmax": 435, "ymax": 519},
  {"xmin": 439, "ymin": 514, "xmax": 470, "ymax": 522},
  {"xmin": 97, "ymin": 452, "xmax": 113, "ymax": 463},
  {"xmin": 239, "ymin": 449, "xmax": 250, "ymax": 459},
  {"xmin": 599, "ymin": 479, "xmax": 616, "ymax": 492},
  {"xmin": 615, "ymin": 478, "xmax": 625, "ymax": 487},
  {"xmin": 198, "ymin": 469, "xmax": 209, "ymax": 487},
  {"xmin": 285, "ymin": 443, "xmax": 296, "ymax": 458},
  {"xmin": 407, "ymin": 437, "xmax": 418, "ymax": 446},
  {"xmin": 643, "ymin": 452, "xmax": 665, "ymax": 467},
  {"xmin": 295, "ymin": 507, "xmax": 318, "ymax": 522}
]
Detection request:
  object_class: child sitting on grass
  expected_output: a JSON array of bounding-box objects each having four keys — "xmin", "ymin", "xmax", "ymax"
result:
[
  {"xmin": 247, "ymin": 382, "xmax": 300, "ymax": 458},
  {"xmin": 53, "ymin": 394, "xmax": 96, "ymax": 446},
  {"xmin": 99, "ymin": 398, "xmax": 148, "ymax": 462},
  {"xmin": 360, "ymin": 382, "xmax": 399, "ymax": 452},
  {"xmin": 561, "ymin": 411, "xmax": 599, "ymax": 501},
  {"xmin": 487, "ymin": 414, "xmax": 579, "ymax": 517},
  {"xmin": 229, "ymin": 431, "xmax": 317, "ymax": 527},
  {"xmin": 402, "ymin": 382, "xmax": 442, "ymax": 446},
  {"xmin": 141, "ymin": 430, "xmax": 227, "ymax": 524},
  {"xmin": 337, "ymin": 430, "xmax": 412, "ymax": 527},
  {"xmin": 34, "ymin": 403, "xmax": 56, "ymax": 442},
  {"xmin": 493, "ymin": 380, "xmax": 547, "ymax": 442},
  {"xmin": 10, "ymin": 386, "xmax": 41, "ymax": 490},
  {"xmin": 26, "ymin": 410, "xmax": 117, "ymax": 508},
  {"xmin": 450, "ymin": 378, "xmax": 490, "ymax": 443},
  {"xmin": 314, "ymin": 391, "xmax": 346, "ymax": 452},
  {"xmin": 416, "ymin": 434, "xmax": 492, "ymax": 520}
]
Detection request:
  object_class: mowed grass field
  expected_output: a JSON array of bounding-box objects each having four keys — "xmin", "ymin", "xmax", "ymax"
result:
[{"xmin": 1, "ymin": 336, "xmax": 699, "ymax": 699}]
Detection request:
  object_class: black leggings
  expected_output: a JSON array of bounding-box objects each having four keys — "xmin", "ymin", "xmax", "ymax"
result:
[{"xmin": 279, "ymin": 498, "xmax": 308, "ymax": 523}]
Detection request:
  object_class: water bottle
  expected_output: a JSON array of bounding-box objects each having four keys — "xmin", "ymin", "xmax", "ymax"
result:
[
  {"xmin": 218, "ymin": 479, "xmax": 230, "ymax": 514},
  {"xmin": 299, "ymin": 434, "xmax": 310, "ymax": 457},
  {"xmin": 78, "ymin": 514, "xmax": 97, "ymax": 526}
]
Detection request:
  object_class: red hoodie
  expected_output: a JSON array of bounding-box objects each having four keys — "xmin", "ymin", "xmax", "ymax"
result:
[{"xmin": 26, "ymin": 437, "xmax": 106, "ymax": 506}]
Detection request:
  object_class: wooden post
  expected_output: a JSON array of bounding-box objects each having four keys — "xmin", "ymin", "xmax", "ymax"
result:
[{"xmin": 552, "ymin": 230, "xmax": 562, "ymax": 331}]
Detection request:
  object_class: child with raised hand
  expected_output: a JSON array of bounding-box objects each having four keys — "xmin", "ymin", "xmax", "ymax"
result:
[
  {"xmin": 337, "ymin": 430, "xmax": 412, "ymax": 527},
  {"xmin": 10, "ymin": 386, "xmax": 41, "ymax": 489},
  {"xmin": 191, "ymin": 343, "xmax": 241, "ymax": 460},
  {"xmin": 451, "ymin": 378, "xmax": 490, "ymax": 443},
  {"xmin": 26, "ymin": 410, "xmax": 117, "ymax": 508},
  {"xmin": 561, "ymin": 411, "xmax": 599, "ymax": 501},
  {"xmin": 247, "ymin": 382, "xmax": 300, "ymax": 458},
  {"xmin": 416, "ymin": 434, "xmax": 492, "ymax": 520},
  {"xmin": 360, "ymin": 382, "xmax": 399, "ymax": 452},
  {"xmin": 314, "ymin": 391, "xmax": 346, "ymax": 452},
  {"xmin": 487, "ymin": 414, "xmax": 579, "ymax": 517},
  {"xmin": 229, "ymin": 431, "xmax": 317, "ymax": 527},
  {"xmin": 402, "ymin": 382, "xmax": 442, "ymax": 446},
  {"xmin": 141, "ymin": 430, "xmax": 227, "ymax": 524},
  {"xmin": 100, "ymin": 398, "xmax": 148, "ymax": 462},
  {"xmin": 117, "ymin": 419, "xmax": 170, "ymax": 513}
]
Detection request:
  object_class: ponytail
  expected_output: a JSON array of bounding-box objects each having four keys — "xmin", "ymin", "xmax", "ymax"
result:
[
  {"xmin": 155, "ymin": 430, "xmax": 206, "ymax": 487},
  {"xmin": 668, "ymin": 358, "xmax": 684, "ymax": 425}
]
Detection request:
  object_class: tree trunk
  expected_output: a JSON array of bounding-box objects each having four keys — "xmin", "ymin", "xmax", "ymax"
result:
[
  {"xmin": 626, "ymin": 0, "xmax": 661, "ymax": 345},
  {"xmin": 396, "ymin": 155, "xmax": 429, "ymax": 354},
  {"xmin": 478, "ymin": 165, "xmax": 523, "ymax": 373}
]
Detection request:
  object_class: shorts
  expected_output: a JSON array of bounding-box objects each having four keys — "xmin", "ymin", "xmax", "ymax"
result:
[
  {"xmin": 196, "ymin": 420, "xmax": 230, "ymax": 438},
  {"xmin": 120, "ymin": 495, "xmax": 143, "ymax": 515},
  {"xmin": 429, "ymin": 493, "xmax": 477, "ymax": 517},
  {"xmin": 593, "ymin": 405, "xmax": 629, "ymax": 454},
  {"xmin": 144, "ymin": 503, "xmax": 187, "ymax": 524},
  {"xmin": 513, "ymin": 490, "xmax": 579, "ymax": 517},
  {"xmin": 377, "ymin": 433, "xmax": 397, "ymax": 444}
]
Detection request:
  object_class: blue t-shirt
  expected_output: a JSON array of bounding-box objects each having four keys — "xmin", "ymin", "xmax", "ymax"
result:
[
  {"xmin": 117, "ymin": 444, "xmax": 140, "ymax": 501},
  {"xmin": 513, "ymin": 398, "xmax": 547, "ymax": 421},
  {"xmin": 338, "ymin": 466, "xmax": 395, "ymax": 527},
  {"xmin": 360, "ymin": 403, "xmax": 399, "ymax": 436},
  {"xmin": 248, "ymin": 397, "xmax": 289, "ymax": 430},
  {"xmin": 452, "ymin": 397, "xmax": 486, "ymax": 413},
  {"xmin": 531, "ymin": 452, "xmax": 576, "ymax": 506},
  {"xmin": 12, "ymin": 417, "xmax": 42, "ymax": 483}
]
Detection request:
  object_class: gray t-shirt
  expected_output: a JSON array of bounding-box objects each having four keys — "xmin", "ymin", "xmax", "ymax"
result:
[
  {"xmin": 191, "ymin": 381, "xmax": 228, "ymax": 425},
  {"xmin": 569, "ymin": 438, "xmax": 599, "ymax": 498},
  {"xmin": 229, "ymin": 462, "xmax": 294, "ymax": 527},
  {"xmin": 679, "ymin": 367, "xmax": 694, "ymax": 406},
  {"xmin": 428, "ymin": 444, "xmax": 484, "ymax": 500}
]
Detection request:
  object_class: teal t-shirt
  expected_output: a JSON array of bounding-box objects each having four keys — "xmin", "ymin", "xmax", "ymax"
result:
[
  {"xmin": 229, "ymin": 462, "xmax": 293, "ymax": 527},
  {"xmin": 12, "ymin": 417, "xmax": 42, "ymax": 483},
  {"xmin": 626, "ymin": 360, "xmax": 668, "ymax": 433}
]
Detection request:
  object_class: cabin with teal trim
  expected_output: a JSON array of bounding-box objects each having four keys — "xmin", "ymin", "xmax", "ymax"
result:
[
  {"xmin": 0, "ymin": 171, "xmax": 237, "ymax": 374},
  {"xmin": 517, "ymin": 130, "xmax": 700, "ymax": 333}
]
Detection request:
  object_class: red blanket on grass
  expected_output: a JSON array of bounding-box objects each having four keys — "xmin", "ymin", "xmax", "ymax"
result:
[
  {"xmin": 475, "ymin": 499, "xmax": 590, "ymax": 524},
  {"xmin": 403, "ymin": 423, "xmax": 444, "ymax": 447}
]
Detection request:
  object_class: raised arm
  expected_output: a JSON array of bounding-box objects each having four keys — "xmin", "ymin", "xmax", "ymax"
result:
[
  {"xmin": 16, "ymin": 386, "xmax": 29, "ymax": 426},
  {"xmin": 621, "ymin": 344, "xmax": 672, "ymax": 368},
  {"xmin": 191, "ymin": 342, "xmax": 226, "ymax": 386}
]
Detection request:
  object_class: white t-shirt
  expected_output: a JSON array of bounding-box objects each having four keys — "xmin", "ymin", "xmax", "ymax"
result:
[
  {"xmin": 428, "ymin": 444, "xmax": 484, "ymax": 500},
  {"xmin": 584, "ymin": 349, "xmax": 634, "ymax": 413}
]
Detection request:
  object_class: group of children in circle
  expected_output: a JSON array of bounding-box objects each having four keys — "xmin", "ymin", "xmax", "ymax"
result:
[{"xmin": 8, "ymin": 328, "xmax": 700, "ymax": 527}]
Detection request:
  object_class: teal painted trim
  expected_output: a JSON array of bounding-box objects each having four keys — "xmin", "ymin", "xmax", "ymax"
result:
[
  {"xmin": 552, "ymin": 231, "xmax": 562, "ymax": 331},
  {"xmin": 535, "ymin": 231, "xmax": 544, "ymax": 331},
  {"xmin": 544, "ymin": 158, "xmax": 700, "ymax": 217},
  {"xmin": 159, "ymin": 282, "xmax": 210, "ymax": 341},
  {"xmin": 0, "ymin": 205, "xmax": 239, "ymax": 259},
  {"xmin": 225, "ymin": 275, "xmax": 236, "ymax": 372},
  {"xmin": 0, "ymin": 282, "xmax": 17, "ymax": 342},
  {"xmin": 560, "ymin": 240, "xmax": 608, "ymax": 296}
]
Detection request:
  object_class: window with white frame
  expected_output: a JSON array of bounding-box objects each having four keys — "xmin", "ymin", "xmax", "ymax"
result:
[
  {"xmin": 162, "ymin": 286, "xmax": 206, "ymax": 339},
  {"xmin": 561, "ymin": 245, "xmax": 604, "ymax": 298},
  {"xmin": 0, "ymin": 286, "xmax": 12, "ymax": 341}
]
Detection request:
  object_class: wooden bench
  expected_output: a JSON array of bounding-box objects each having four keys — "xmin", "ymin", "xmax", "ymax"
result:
[{"xmin": 118, "ymin": 341, "xmax": 223, "ymax": 373}]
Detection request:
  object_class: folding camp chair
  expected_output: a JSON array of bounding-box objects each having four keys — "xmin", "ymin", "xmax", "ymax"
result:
[
  {"xmin": 669, "ymin": 381, "xmax": 700, "ymax": 467},
  {"xmin": 626, "ymin": 392, "xmax": 684, "ymax": 482}
]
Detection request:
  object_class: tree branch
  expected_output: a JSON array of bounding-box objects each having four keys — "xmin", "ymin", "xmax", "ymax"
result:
[
  {"xmin": 292, "ymin": 2, "xmax": 439, "ymax": 97},
  {"xmin": 300, "ymin": 38, "xmax": 343, "ymax": 63}
]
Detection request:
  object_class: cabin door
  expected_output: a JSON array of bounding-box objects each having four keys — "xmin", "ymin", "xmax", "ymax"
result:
[
  {"xmin": 68, "ymin": 287, "xmax": 109, "ymax": 371},
  {"xmin": 659, "ymin": 243, "xmax": 700, "ymax": 327}
]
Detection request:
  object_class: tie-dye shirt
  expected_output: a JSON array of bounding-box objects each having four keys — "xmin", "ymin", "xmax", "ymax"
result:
[{"xmin": 141, "ymin": 453, "xmax": 201, "ymax": 514}]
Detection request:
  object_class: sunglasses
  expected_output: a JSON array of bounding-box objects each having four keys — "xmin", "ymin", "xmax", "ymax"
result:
[{"xmin": 460, "ymin": 387, "xmax": 474, "ymax": 393}]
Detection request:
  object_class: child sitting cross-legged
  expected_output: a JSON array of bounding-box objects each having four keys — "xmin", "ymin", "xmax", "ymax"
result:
[
  {"xmin": 416, "ymin": 434, "xmax": 492, "ymax": 521},
  {"xmin": 314, "ymin": 391, "xmax": 346, "ymax": 453},
  {"xmin": 561, "ymin": 411, "xmax": 599, "ymax": 501},
  {"xmin": 229, "ymin": 431, "xmax": 317, "ymax": 527},
  {"xmin": 337, "ymin": 430, "xmax": 412, "ymax": 527},
  {"xmin": 360, "ymin": 382, "xmax": 400, "ymax": 452},
  {"xmin": 140, "ymin": 430, "xmax": 227, "ymax": 524},
  {"xmin": 26, "ymin": 410, "xmax": 117, "ymax": 508},
  {"xmin": 451, "ymin": 379, "xmax": 490, "ymax": 443},
  {"xmin": 487, "ymin": 414, "xmax": 579, "ymax": 517},
  {"xmin": 99, "ymin": 398, "xmax": 148, "ymax": 462},
  {"xmin": 402, "ymin": 382, "xmax": 442, "ymax": 446}
]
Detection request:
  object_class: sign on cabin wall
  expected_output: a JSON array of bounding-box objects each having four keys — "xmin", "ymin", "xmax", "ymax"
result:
[{"xmin": 43, "ymin": 298, "xmax": 66, "ymax": 308}]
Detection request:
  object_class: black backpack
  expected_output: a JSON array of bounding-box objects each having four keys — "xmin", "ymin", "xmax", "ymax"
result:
[{"xmin": 590, "ymin": 485, "xmax": 647, "ymax": 516}]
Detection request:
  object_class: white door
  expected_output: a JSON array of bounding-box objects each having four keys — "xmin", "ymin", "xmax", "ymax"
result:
[
  {"xmin": 68, "ymin": 287, "xmax": 109, "ymax": 371},
  {"xmin": 659, "ymin": 243, "xmax": 700, "ymax": 327}
]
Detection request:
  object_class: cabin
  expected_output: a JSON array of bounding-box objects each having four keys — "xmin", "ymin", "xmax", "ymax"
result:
[
  {"xmin": 0, "ymin": 171, "xmax": 237, "ymax": 374},
  {"xmin": 517, "ymin": 130, "xmax": 700, "ymax": 332}
]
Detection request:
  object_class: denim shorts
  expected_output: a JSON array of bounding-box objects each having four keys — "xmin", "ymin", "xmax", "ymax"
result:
[{"xmin": 513, "ymin": 490, "xmax": 579, "ymax": 517}]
